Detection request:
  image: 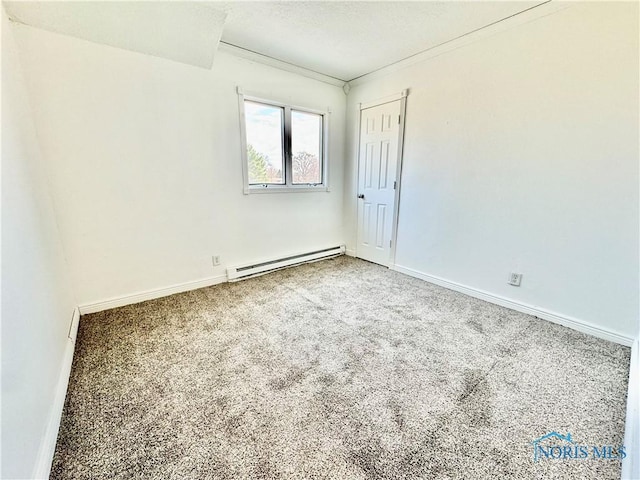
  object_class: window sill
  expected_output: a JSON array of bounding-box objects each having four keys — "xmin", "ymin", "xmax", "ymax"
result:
[{"xmin": 245, "ymin": 185, "xmax": 329, "ymax": 194}]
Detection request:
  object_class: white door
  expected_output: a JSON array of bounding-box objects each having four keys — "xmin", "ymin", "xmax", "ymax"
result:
[{"xmin": 356, "ymin": 99, "xmax": 402, "ymax": 266}]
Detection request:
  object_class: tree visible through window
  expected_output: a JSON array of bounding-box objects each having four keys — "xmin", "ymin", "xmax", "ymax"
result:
[
  {"xmin": 245, "ymin": 101, "xmax": 284, "ymax": 184},
  {"xmin": 292, "ymin": 110, "xmax": 322, "ymax": 184},
  {"xmin": 242, "ymin": 97, "xmax": 325, "ymax": 190},
  {"xmin": 247, "ymin": 144, "xmax": 283, "ymax": 184},
  {"xmin": 292, "ymin": 152, "xmax": 320, "ymax": 184}
]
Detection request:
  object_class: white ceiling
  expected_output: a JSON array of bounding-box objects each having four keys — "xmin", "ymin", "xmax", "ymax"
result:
[
  {"xmin": 214, "ymin": 1, "xmax": 542, "ymax": 81},
  {"xmin": 4, "ymin": 1, "xmax": 544, "ymax": 80}
]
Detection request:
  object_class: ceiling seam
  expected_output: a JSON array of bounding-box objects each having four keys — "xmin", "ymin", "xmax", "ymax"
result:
[
  {"xmin": 220, "ymin": 1, "xmax": 554, "ymax": 88},
  {"xmin": 219, "ymin": 41, "xmax": 348, "ymax": 84},
  {"xmin": 346, "ymin": 0, "xmax": 553, "ymax": 83}
]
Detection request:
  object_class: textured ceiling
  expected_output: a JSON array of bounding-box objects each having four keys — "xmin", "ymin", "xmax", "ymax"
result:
[
  {"xmin": 214, "ymin": 1, "xmax": 542, "ymax": 81},
  {"xmin": 4, "ymin": 1, "xmax": 544, "ymax": 80},
  {"xmin": 3, "ymin": 1, "xmax": 227, "ymax": 69}
]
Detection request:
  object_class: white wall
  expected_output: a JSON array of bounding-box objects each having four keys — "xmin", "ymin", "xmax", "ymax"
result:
[
  {"xmin": 11, "ymin": 24, "xmax": 346, "ymax": 306},
  {"xmin": 345, "ymin": 2, "xmax": 639, "ymax": 340},
  {"xmin": 2, "ymin": 3, "xmax": 636, "ymax": 477},
  {"xmin": 1, "ymin": 8, "xmax": 77, "ymax": 479}
]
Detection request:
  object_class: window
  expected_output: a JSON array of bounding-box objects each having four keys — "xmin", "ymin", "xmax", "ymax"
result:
[{"xmin": 238, "ymin": 89, "xmax": 328, "ymax": 193}]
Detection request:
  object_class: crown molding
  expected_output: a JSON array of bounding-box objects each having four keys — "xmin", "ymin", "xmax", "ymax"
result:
[
  {"xmin": 218, "ymin": 42, "xmax": 346, "ymax": 88},
  {"xmin": 348, "ymin": 1, "xmax": 571, "ymax": 87}
]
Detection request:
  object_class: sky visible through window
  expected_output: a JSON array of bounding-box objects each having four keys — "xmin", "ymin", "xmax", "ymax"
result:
[
  {"xmin": 245, "ymin": 101, "xmax": 322, "ymax": 185},
  {"xmin": 292, "ymin": 110, "xmax": 322, "ymax": 184}
]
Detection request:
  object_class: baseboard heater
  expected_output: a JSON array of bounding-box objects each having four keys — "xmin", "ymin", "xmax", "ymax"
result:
[{"xmin": 227, "ymin": 245, "xmax": 345, "ymax": 281}]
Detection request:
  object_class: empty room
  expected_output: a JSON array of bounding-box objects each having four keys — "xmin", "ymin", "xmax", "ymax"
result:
[{"xmin": 2, "ymin": 1, "xmax": 639, "ymax": 479}]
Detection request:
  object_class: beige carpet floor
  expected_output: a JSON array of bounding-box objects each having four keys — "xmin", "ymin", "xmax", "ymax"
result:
[{"xmin": 51, "ymin": 256, "xmax": 630, "ymax": 479}]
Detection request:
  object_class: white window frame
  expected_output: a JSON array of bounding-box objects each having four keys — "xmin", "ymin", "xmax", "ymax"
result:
[{"xmin": 237, "ymin": 87, "xmax": 330, "ymax": 194}]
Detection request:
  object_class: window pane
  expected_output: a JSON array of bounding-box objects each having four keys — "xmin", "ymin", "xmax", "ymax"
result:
[
  {"xmin": 244, "ymin": 101, "xmax": 284, "ymax": 184},
  {"xmin": 292, "ymin": 110, "xmax": 322, "ymax": 184}
]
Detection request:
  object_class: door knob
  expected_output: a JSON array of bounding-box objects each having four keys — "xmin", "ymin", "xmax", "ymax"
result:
[{"xmin": 357, "ymin": 194, "xmax": 365, "ymax": 199}]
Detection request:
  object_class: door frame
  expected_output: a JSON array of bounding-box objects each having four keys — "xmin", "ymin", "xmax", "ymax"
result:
[{"xmin": 355, "ymin": 89, "xmax": 409, "ymax": 267}]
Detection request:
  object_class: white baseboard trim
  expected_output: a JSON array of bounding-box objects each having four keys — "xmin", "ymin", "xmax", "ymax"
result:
[
  {"xmin": 622, "ymin": 334, "xmax": 640, "ymax": 479},
  {"xmin": 345, "ymin": 248, "xmax": 356, "ymax": 257},
  {"xmin": 79, "ymin": 274, "xmax": 228, "ymax": 314},
  {"xmin": 31, "ymin": 308, "xmax": 80, "ymax": 479},
  {"xmin": 67, "ymin": 306, "xmax": 80, "ymax": 341},
  {"xmin": 392, "ymin": 264, "xmax": 634, "ymax": 347}
]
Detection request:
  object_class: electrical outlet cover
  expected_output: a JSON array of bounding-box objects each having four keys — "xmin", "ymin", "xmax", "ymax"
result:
[{"xmin": 508, "ymin": 273, "xmax": 522, "ymax": 286}]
